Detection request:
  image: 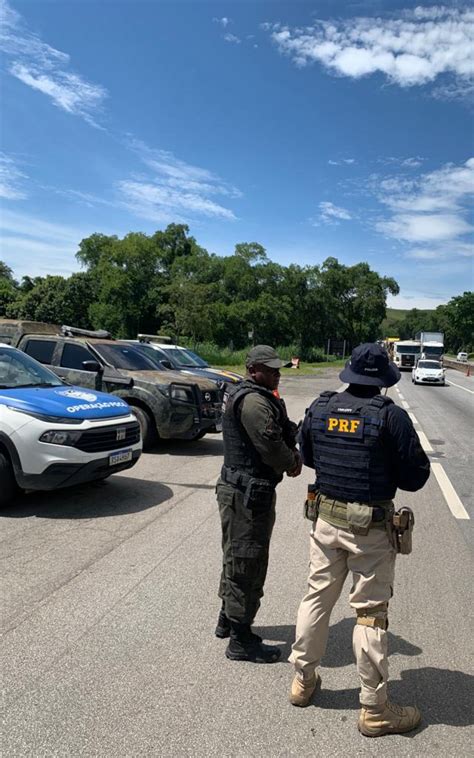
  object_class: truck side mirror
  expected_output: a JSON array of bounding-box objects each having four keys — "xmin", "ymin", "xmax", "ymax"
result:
[
  {"xmin": 160, "ymin": 360, "xmax": 173, "ymax": 370},
  {"xmin": 82, "ymin": 360, "xmax": 103, "ymax": 373}
]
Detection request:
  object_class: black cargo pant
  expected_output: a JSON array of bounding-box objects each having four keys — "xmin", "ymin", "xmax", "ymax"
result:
[{"xmin": 216, "ymin": 479, "xmax": 276, "ymax": 625}]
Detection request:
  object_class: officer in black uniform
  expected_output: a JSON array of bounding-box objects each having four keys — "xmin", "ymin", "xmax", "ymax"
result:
[
  {"xmin": 216, "ymin": 345, "xmax": 302, "ymax": 663},
  {"xmin": 289, "ymin": 342, "xmax": 430, "ymax": 737}
]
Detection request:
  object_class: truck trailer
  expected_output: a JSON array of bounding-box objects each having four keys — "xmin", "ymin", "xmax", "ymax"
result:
[{"xmin": 415, "ymin": 331, "xmax": 444, "ymax": 361}]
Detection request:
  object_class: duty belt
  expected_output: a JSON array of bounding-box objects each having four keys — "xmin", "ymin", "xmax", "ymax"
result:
[
  {"xmin": 318, "ymin": 495, "xmax": 391, "ymax": 530},
  {"xmin": 220, "ymin": 465, "xmax": 277, "ymax": 492}
]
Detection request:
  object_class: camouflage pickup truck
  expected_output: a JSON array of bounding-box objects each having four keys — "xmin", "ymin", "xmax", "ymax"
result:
[{"xmin": 0, "ymin": 321, "xmax": 223, "ymax": 449}]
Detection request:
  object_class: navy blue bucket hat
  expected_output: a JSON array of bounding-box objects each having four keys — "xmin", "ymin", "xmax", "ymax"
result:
[{"xmin": 339, "ymin": 343, "xmax": 400, "ymax": 387}]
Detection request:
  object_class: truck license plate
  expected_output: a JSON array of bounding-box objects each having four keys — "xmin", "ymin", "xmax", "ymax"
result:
[
  {"xmin": 215, "ymin": 421, "xmax": 222, "ymax": 432},
  {"xmin": 109, "ymin": 449, "xmax": 132, "ymax": 466}
]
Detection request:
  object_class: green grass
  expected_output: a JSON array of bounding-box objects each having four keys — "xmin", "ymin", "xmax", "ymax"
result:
[{"xmin": 217, "ymin": 359, "xmax": 346, "ymax": 376}]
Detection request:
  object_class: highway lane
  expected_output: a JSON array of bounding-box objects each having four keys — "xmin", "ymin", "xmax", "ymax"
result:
[
  {"xmin": 1, "ymin": 369, "xmax": 472, "ymax": 757},
  {"xmin": 393, "ymin": 369, "xmax": 473, "ymax": 530}
]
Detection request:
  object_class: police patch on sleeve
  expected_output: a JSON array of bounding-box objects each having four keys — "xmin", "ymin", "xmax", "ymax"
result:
[{"xmin": 325, "ymin": 415, "xmax": 364, "ymax": 438}]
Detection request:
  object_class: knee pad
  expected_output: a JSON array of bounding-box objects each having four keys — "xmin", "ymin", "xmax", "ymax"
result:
[{"xmin": 356, "ymin": 603, "xmax": 388, "ymax": 631}]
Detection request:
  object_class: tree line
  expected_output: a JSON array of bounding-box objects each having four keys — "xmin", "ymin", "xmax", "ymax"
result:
[{"xmin": 1, "ymin": 224, "xmax": 471, "ymax": 357}]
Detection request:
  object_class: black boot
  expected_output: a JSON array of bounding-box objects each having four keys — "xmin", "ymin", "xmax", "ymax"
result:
[
  {"xmin": 215, "ymin": 608, "xmax": 231, "ymax": 638},
  {"xmin": 225, "ymin": 623, "xmax": 281, "ymax": 664}
]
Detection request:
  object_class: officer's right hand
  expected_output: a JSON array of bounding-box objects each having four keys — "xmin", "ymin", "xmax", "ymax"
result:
[{"xmin": 287, "ymin": 450, "xmax": 303, "ymax": 478}]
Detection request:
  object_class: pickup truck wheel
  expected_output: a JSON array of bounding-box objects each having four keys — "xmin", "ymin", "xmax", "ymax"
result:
[
  {"xmin": 132, "ymin": 406, "xmax": 156, "ymax": 449},
  {"xmin": 192, "ymin": 430, "xmax": 207, "ymax": 440},
  {"xmin": 0, "ymin": 451, "xmax": 19, "ymax": 506}
]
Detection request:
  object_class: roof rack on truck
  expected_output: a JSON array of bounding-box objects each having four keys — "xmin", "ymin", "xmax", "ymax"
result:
[
  {"xmin": 137, "ymin": 333, "xmax": 172, "ymax": 343},
  {"xmin": 61, "ymin": 325, "xmax": 113, "ymax": 339}
]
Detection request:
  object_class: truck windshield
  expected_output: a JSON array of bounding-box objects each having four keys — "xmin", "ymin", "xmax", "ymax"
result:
[
  {"xmin": 182, "ymin": 349, "xmax": 209, "ymax": 368},
  {"xmin": 94, "ymin": 344, "xmax": 160, "ymax": 371},
  {"xmin": 161, "ymin": 348, "xmax": 206, "ymax": 368},
  {"xmin": 395, "ymin": 346, "xmax": 420, "ymax": 355},
  {"xmin": 424, "ymin": 347, "xmax": 443, "ymax": 357},
  {"xmin": 0, "ymin": 348, "xmax": 63, "ymax": 389}
]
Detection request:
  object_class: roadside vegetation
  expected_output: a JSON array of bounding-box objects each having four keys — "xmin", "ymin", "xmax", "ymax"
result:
[{"xmin": 1, "ymin": 224, "xmax": 472, "ymax": 358}]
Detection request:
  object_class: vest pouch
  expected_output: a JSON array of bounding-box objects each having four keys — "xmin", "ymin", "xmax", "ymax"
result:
[
  {"xmin": 243, "ymin": 477, "xmax": 275, "ymax": 510},
  {"xmin": 346, "ymin": 502, "xmax": 373, "ymax": 535},
  {"xmin": 392, "ymin": 507, "xmax": 414, "ymax": 554}
]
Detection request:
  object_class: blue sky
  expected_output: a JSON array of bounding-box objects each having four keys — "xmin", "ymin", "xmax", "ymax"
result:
[{"xmin": 0, "ymin": 0, "xmax": 473, "ymax": 309}]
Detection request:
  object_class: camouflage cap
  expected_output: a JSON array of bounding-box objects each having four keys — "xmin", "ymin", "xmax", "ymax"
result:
[{"xmin": 246, "ymin": 344, "xmax": 292, "ymax": 369}]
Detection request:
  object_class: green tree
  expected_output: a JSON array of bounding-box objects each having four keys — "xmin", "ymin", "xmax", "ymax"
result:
[
  {"xmin": 8, "ymin": 273, "xmax": 96, "ymax": 326},
  {"xmin": 436, "ymin": 292, "xmax": 474, "ymax": 352},
  {"xmin": 0, "ymin": 261, "xmax": 18, "ymax": 317}
]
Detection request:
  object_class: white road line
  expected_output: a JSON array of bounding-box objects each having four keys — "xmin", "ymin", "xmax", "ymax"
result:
[
  {"xmin": 417, "ymin": 431, "xmax": 433, "ymax": 452},
  {"xmin": 408, "ymin": 412, "xmax": 418, "ymax": 424},
  {"xmin": 446, "ymin": 379, "xmax": 474, "ymax": 395},
  {"xmin": 431, "ymin": 462, "xmax": 470, "ymax": 520},
  {"xmin": 398, "ymin": 393, "xmax": 405, "ymax": 400},
  {"xmin": 402, "ymin": 400, "xmax": 410, "ymax": 410}
]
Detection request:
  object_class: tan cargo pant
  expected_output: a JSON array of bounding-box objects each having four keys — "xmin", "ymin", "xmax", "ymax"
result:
[{"xmin": 290, "ymin": 517, "xmax": 396, "ymax": 706}]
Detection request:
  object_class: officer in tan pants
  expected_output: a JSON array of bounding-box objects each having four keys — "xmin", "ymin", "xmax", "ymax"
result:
[{"xmin": 289, "ymin": 343, "xmax": 430, "ymax": 737}]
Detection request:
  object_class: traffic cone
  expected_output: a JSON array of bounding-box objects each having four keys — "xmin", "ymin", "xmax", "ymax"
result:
[{"xmin": 467, "ymin": 365, "xmax": 471, "ymax": 377}]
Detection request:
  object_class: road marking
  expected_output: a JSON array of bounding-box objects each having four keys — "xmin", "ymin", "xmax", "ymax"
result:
[
  {"xmin": 398, "ymin": 393, "xmax": 405, "ymax": 400},
  {"xmin": 408, "ymin": 412, "xmax": 418, "ymax": 424},
  {"xmin": 402, "ymin": 400, "xmax": 410, "ymax": 410},
  {"xmin": 417, "ymin": 431, "xmax": 433, "ymax": 452},
  {"xmin": 446, "ymin": 379, "xmax": 474, "ymax": 395},
  {"xmin": 431, "ymin": 462, "xmax": 470, "ymax": 520}
]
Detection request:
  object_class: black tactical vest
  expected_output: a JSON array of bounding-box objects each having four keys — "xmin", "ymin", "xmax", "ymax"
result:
[
  {"xmin": 222, "ymin": 380, "xmax": 286, "ymax": 485},
  {"xmin": 308, "ymin": 390, "xmax": 396, "ymax": 503}
]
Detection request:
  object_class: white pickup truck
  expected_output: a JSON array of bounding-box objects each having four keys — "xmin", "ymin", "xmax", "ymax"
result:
[{"xmin": 0, "ymin": 343, "xmax": 142, "ymax": 506}]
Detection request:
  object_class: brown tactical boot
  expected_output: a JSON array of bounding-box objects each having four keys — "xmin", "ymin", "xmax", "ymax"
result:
[
  {"xmin": 289, "ymin": 673, "xmax": 321, "ymax": 707},
  {"xmin": 358, "ymin": 701, "xmax": 421, "ymax": 737}
]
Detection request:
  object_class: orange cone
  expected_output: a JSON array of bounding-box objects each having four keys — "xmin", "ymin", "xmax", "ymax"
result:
[{"xmin": 467, "ymin": 365, "xmax": 471, "ymax": 377}]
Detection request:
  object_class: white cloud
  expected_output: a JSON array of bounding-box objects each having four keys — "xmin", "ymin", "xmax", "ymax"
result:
[
  {"xmin": 0, "ymin": 152, "xmax": 27, "ymax": 199},
  {"xmin": 328, "ymin": 158, "xmax": 356, "ymax": 166},
  {"xmin": 0, "ymin": 209, "xmax": 92, "ymax": 278},
  {"xmin": 223, "ymin": 33, "xmax": 241, "ymax": 45},
  {"xmin": 118, "ymin": 139, "xmax": 240, "ymax": 223},
  {"xmin": 0, "ymin": 0, "xmax": 107, "ymax": 124},
  {"xmin": 314, "ymin": 201, "xmax": 352, "ymax": 225},
  {"xmin": 0, "ymin": 208, "xmax": 87, "ymax": 244},
  {"xmin": 387, "ymin": 292, "xmax": 448, "ymax": 309},
  {"xmin": 378, "ymin": 156, "xmax": 425, "ymax": 168},
  {"xmin": 118, "ymin": 181, "xmax": 236, "ymax": 224},
  {"xmin": 267, "ymin": 6, "xmax": 474, "ymax": 97},
  {"xmin": 377, "ymin": 212, "xmax": 472, "ymax": 242},
  {"xmin": 213, "ymin": 17, "xmax": 231, "ymax": 29},
  {"xmin": 405, "ymin": 242, "xmax": 474, "ymax": 259},
  {"xmin": 374, "ymin": 157, "xmax": 474, "ymax": 258}
]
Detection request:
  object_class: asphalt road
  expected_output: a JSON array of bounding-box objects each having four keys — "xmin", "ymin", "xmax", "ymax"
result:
[{"xmin": 1, "ymin": 368, "xmax": 473, "ymax": 757}]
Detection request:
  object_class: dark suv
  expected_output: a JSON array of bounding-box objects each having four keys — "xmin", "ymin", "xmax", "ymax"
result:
[{"xmin": 0, "ymin": 321, "xmax": 223, "ymax": 449}]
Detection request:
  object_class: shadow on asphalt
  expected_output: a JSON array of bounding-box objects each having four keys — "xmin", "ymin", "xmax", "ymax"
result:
[
  {"xmin": 285, "ymin": 668, "xmax": 473, "ymax": 733},
  {"xmin": 148, "ymin": 437, "xmax": 223, "ymax": 457},
  {"xmin": 256, "ymin": 620, "xmax": 472, "ymax": 733},
  {"xmin": 2, "ymin": 476, "xmax": 174, "ymax": 519},
  {"xmin": 254, "ymin": 617, "xmax": 423, "ymax": 666},
  {"xmin": 392, "ymin": 667, "xmax": 474, "ymax": 731}
]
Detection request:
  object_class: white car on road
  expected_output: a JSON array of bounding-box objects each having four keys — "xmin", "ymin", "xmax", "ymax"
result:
[
  {"xmin": 457, "ymin": 351, "xmax": 468, "ymax": 362},
  {"xmin": 412, "ymin": 359, "xmax": 446, "ymax": 386}
]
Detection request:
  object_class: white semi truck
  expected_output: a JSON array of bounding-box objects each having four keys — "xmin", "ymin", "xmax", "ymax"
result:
[
  {"xmin": 415, "ymin": 331, "xmax": 444, "ymax": 361},
  {"xmin": 393, "ymin": 340, "xmax": 421, "ymax": 370}
]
